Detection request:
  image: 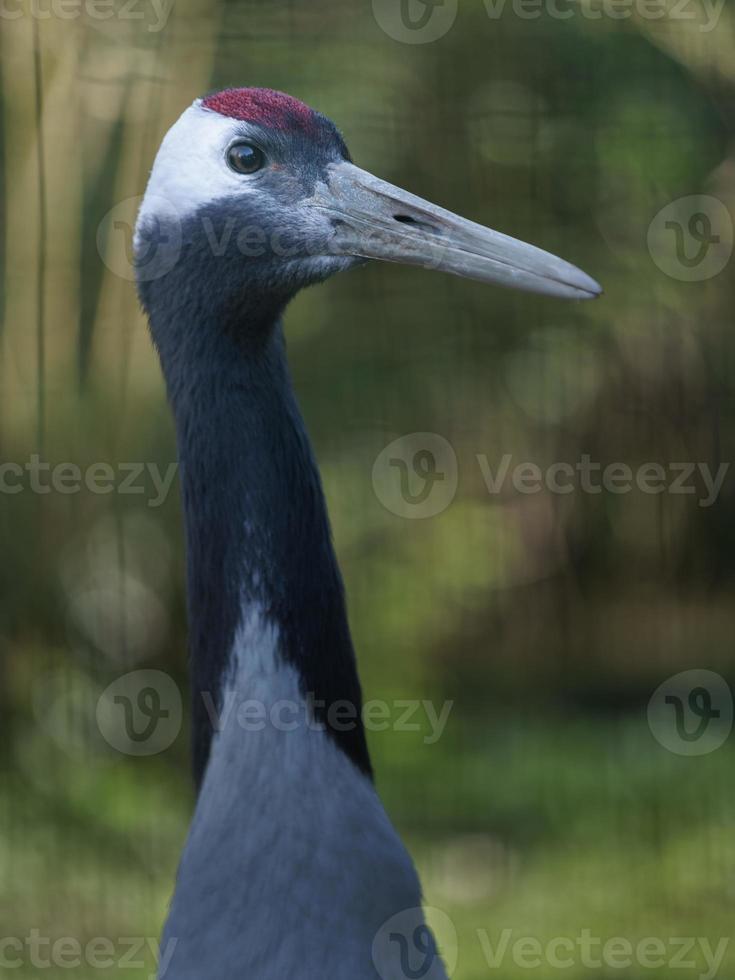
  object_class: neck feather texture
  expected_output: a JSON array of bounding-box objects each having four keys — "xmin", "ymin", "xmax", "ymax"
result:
[{"xmin": 146, "ymin": 295, "xmax": 372, "ymax": 785}]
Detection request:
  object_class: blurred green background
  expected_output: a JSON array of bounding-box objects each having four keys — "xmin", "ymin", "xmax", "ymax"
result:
[{"xmin": 1, "ymin": 0, "xmax": 735, "ymax": 977}]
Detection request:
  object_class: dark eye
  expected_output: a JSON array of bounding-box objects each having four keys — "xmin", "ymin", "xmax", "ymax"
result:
[{"xmin": 227, "ymin": 142, "xmax": 265, "ymax": 175}]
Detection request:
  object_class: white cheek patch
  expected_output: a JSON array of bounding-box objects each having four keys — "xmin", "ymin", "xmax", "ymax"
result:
[{"xmin": 135, "ymin": 101, "xmax": 259, "ymax": 249}]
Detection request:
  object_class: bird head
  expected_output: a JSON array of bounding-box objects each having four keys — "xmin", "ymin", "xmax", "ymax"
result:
[{"xmin": 135, "ymin": 87, "xmax": 600, "ymax": 325}]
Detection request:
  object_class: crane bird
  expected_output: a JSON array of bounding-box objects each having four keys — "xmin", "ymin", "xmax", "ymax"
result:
[{"xmin": 135, "ymin": 88, "xmax": 601, "ymax": 980}]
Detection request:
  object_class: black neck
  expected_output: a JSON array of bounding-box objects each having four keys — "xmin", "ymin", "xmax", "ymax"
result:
[{"xmin": 145, "ymin": 288, "xmax": 372, "ymax": 786}]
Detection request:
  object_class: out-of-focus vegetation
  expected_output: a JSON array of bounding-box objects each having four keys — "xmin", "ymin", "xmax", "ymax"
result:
[{"xmin": 1, "ymin": 1, "xmax": 734, "ymax": 978}]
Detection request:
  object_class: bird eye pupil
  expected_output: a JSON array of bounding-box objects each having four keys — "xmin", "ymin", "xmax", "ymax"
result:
[{"xmin": 227, "ymin": 143, "xmax": 265, "ymax": 175}]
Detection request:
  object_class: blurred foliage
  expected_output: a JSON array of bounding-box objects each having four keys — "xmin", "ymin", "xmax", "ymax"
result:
[{"xmin": 1, "ymin": 0, "xmax": 734, "ymax": 977}]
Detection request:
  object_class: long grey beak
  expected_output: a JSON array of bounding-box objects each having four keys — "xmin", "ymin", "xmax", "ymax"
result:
[{"xmin": 313, "ymin": 162, "xmax": 601, "ymax": 300}]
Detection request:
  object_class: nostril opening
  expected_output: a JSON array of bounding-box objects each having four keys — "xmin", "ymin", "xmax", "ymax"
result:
[{"xmin": 393, "ymin": 213, "xmax": 438, "ymax": 233}]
